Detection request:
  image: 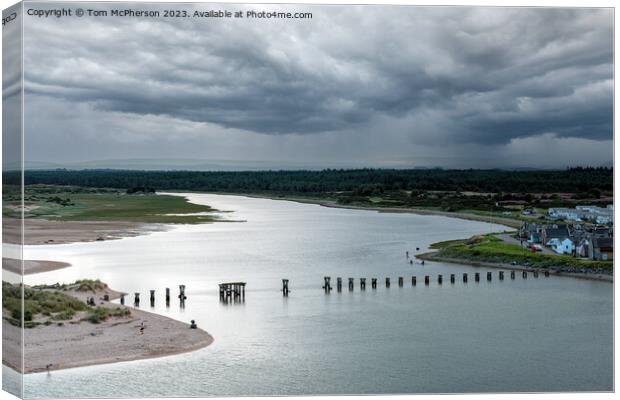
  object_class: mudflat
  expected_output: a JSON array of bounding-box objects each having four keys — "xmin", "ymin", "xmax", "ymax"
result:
[
  {"xmin": 3, "ymin": 218, "xmax": 165, "ymax": 245},
  {"xmin": 3, "ymin": 257, "xmax": 71, "ymax": 275}
]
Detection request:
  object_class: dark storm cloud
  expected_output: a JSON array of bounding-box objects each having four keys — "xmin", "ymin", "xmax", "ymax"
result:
[{"xmin": 22, "ymin": 5, "xmax": 612, "ymax": 147}]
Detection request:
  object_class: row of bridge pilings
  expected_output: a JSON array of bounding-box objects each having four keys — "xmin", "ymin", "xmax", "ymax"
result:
[
  {"xmin": 314, "ymin": 270, "xmax": 550, "ymax": 293},
  {"xmin": 120, "ymin": 285, "xmax": 187, "ymax": 308}
]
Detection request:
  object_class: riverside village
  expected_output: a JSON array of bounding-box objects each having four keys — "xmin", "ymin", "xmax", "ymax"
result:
[{"xmin": 519, "ymin": 205, "xmax": 614, "ymax": 261}]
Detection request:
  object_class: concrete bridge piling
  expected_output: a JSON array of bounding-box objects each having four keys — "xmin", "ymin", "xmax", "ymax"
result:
[
  {"xmin": 323, "ymin": 277, "xmax": 332, "ymax": 292},
  {"xmin": 282, "ymin": 279, "xmax": 290, "ymax": 296}
]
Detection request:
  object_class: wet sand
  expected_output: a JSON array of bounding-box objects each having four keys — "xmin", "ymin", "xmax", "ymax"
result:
[
  {"xmin": 3, "ymin": 218, "xmax": 166, "ymax": 245},
  {"xmin": 2, "ymin": 286, "xmax": 213, "ymax": 374},
  {"xmin": 3, "ymin": 257, "xmax": 71, "ymax": 275}
]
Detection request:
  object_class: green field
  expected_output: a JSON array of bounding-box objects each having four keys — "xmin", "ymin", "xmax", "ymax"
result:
[
  {"xmin": 3, "ymin": 185, "xmax": 220, "ymax": 224},
  {"xmin": 431, "ymin": 234, "xmax": 612, "ymax": 271}
]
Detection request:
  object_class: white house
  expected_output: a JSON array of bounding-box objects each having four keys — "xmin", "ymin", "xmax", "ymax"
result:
[{"xmin": 547, "ymin": 238, "xmax": 575, "ymax": 255}]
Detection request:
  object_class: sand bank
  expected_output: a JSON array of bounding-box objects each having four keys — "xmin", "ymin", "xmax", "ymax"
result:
[
  {"xmin": 2, "ymin": 285, "xmax": 213, "ymax": 374},
  {"xmin": 3, "ymin": 218, "xmax": 166, "ymax": 246},
  {"xmin": 3, "ymin": 257, "xmax": 71, "ymax": 275}
]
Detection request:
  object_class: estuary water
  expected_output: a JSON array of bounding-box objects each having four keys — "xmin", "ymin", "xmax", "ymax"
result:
[{"xmin": 4, "ymin": 194, "xmax": 613, "ymax": 397}]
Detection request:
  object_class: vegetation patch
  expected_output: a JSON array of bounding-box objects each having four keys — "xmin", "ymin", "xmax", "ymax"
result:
[
  {"xmin": 2, "ymin": 281, "xmax": 132, "ymax": 328},
  {"xmin": 73, "ymin": 279, "xmax": 108, "ymax": 293},
  {"xmin": 84, "ymin": 306, "xmax": 131, "ymax": 324},
  {"xmin": 3, "ymin": 184, "xmax": 220, "ymax": 224},
  {"xmin": 3, "ymin": 281, "xmax": 89, "ymax": 327}
]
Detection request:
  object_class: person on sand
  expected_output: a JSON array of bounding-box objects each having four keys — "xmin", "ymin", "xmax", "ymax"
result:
[
  {"xmin": 139, "ymin": 321, "xmax": 145, "ymax": 335},
  {"xmin": 190, "ymin": 320, "xmax": 197, "ymax": 329}
]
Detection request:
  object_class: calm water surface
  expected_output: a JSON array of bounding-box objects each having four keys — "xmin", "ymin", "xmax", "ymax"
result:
[{"xmin": 4, "ymin": 194, "xmax": 613, "ymax": 397}]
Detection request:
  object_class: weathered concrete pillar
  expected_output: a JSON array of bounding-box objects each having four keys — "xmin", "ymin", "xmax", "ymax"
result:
[
  {"xmin": 533, "ymin": 270, "xmax": 539, "ymax": 278},
  {"xmin": 510, "ymin": 270, "xmax": 515, "ymax": 279},
  {"xmin": 134, "ymin": 292, "xmax": 140, "ymax": 307},
  {"xmin": 412, "ymin": 276, "xmax": 417, "ymax": 286},
  {"xmin": 475, "ymin": 272, "xmax": 480, "ymax": 282},
  {"xmin": 450, "ymin": 274, "xmax": 455, "ymax": 284},
  {"xmin": 437, "ymin": 274, "xmax": 443, "ymax": 284},
  {"xmin": 522, "ymin": 271, "xmax": 527, "ymax": 279},
  {"xmin": 360, "ymin": 278, "xmax": 366, "ymax": 290},
  {"xmin": 544, "ymin": 270, "xmax": 550, "ymax": 277},
  {"xmin": 385, "ymin": 277, "xmax": 391, "ymax": 288},
  {"xmin": 323, "ymin": 277, "xmax": 332, "ymax": 292},
  {"xmin": 398, "ymin": 277, "xmax": 404, "ymax": 287},
  {"xmin": 463, "ymin": 273, "xmax": 468, "ymax": 283},
  {"xmin": 179, "ymin": 285, "xmax": 187, "ymax": 300},
  {"xmin": 165, "ymin": 288, "xmax": 170, "ymax": 305},
  {"xmin": 282, "ymin": 279, "xmax": 289, "ymax": 296},
  {"xmin": 499, "ymin": 271, "xmax": 504, "ymax": 280},
  {"xmin": 336, "ymin": 277, "xmax": 342, "ymax": 292},
  {"xmin": 348, "ymin": 277, "xmax": 354, "ymax": 291},
  {"xmin": 425, "ymin": 275, "xmax": 430, "ymax": 285},
  {"xmin": 150, "ymin": 290, "xmax": 155, "ymax": 307},
  {"xmin": 120, "ymin": 294, "xmax": 125, "ymax": 305},
  {"xmin": 486, "ymin": 272, "xmax": 492, "ymax": 281},
  {"xmin": 371, "ymin": 278, "xmax": 377, "ymax": 289}
]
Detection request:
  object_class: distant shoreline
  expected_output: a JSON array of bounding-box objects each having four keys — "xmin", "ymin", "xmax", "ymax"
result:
[
  {"xmin": 235, "ymin": 193, "xmax": 519, "ymax": 229},
  {"xmin": 416, "ymin": 251, "xmax": 613, "ymax": 283}
]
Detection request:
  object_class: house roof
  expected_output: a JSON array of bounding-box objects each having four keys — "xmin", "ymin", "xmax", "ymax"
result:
[
  {"xmin": 544, "ymin": 227, "xmax": 570, "ymax": 239},
  {"xmin": 592, "ymin": 237, "xmax": 613, "ymax": 250}
]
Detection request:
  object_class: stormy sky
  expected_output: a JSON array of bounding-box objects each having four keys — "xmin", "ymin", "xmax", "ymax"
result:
[{"xmin": 17, "ymin": 4, "xmax": 613, "ymax": 169}]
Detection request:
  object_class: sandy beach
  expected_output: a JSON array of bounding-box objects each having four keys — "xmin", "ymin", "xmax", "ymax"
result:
[
  {"xmin": 3, "ymin": 218, "xmax": 166, "ymax": 246},
  {"xmin": 2, "ymin": 285, "xmax": 213, "ymax": 374}
]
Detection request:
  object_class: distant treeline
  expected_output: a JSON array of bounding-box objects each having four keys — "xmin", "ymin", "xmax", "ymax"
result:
[{"xmin": 4, "ymin": 167, "xmax": 613, "ymax": 194}]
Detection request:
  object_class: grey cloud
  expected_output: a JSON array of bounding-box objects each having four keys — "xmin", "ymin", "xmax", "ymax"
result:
[{"xmin": 19, "ymin": 3, "xmax": 613, "ymax": 167}]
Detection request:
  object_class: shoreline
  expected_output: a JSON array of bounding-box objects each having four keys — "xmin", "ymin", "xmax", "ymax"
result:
[
  {"xmin": 2, "ymin": 284, "xmax": 214, "ymax": 374},
  {"xmin": 235, "ymin": 193, "xmax": 520, "ymax": 229},
  {"xmin": 417, "ymin": 251, "xmax": 613, "ymax": 283}
]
